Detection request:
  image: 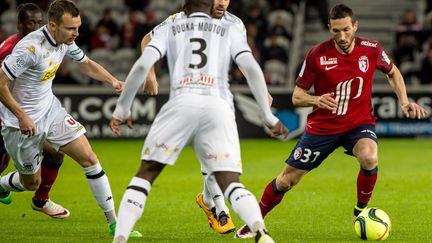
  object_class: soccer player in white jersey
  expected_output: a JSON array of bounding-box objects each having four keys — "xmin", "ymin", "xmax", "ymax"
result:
[
  {"xmin": 109, "ymin": 0, "xmax": 288, "ymax": 242},
  {"xmin": 141, "ymin": 0, "xmax": 247, "ymax": 234},
  {"xmin": 0, "ymin": 0, "xmax": 141, "ymax": 237}
]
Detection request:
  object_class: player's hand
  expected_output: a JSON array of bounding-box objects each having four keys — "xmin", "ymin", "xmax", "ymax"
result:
[
  {"xmin": 143, "ymin": 79, "xmax": 159, "ymax": 95},
  {"xmin": 401, "ymin": 102, "xmax": 428, "ymax": 119},
  {"xmin": 19, "ymin": 114, "xmax": 36, "ymax": 137},
  {"xmin": 112, "ymin": 80, "xmax": 124, "ymax": 94},
  {"xmin": 109, "ymin": 116, "xmax": 133, "ymax": 135},
  {"xmin": 317, "ymin": 92, "xmax": 337, "ymax": 112},
  {"xmin": 267, "ymin": 121, "xmax": 289, "ymax": 140}
]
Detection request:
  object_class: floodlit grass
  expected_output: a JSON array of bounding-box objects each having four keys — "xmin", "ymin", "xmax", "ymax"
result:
[{"xmin": 1, "ymin": 138, "xmax": 431, "ymax": 242}]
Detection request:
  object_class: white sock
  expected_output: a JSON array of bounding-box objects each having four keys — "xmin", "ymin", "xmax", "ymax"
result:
[
  {"xmin": 224, "ymin": 182, "xmax": 265, "ymax": 232},
  {"xmin": 202, "ymin": 173, "xmax": 215, "ymax": 209},
  {"xmin": 0, "ymin": 171, "xmax": 25, "ymax": 191},
  {"xmin": 83, "ymin": 162, "xmax": 116, "ymax": 223},
  {"xmin": 204, "ymin": 173, "xmax": 229, "ymax": 216},
  {"xmin": 115, "ymin": 177, "xmax": 151, "ymax": 242}
]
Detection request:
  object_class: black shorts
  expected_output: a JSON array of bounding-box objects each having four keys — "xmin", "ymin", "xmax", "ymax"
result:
[{"xmin": 286, "ymin": 124, "xmax": 377, "ymax": 170}]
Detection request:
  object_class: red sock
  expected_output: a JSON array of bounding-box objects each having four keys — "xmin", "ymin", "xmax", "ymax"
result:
[
  {"xmin": 259, "ymin": 179, "xmax": 285, "ymax": 218},
  {"xmin": 357, "ymin": 167, "xmax": 378, "ymax": 206},
  {"xmin": 34, "ymin": 159, "xmax": 62, "ymax": 201}
]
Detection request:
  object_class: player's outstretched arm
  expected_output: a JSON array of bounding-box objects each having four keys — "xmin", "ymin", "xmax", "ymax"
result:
[
  {"xmin": 386, "ymin": 64, "xmax": 428, "ymax": 119},
  {"xmin": 0, "ymin": 69, "xmax": 36, "ymax": 136},
  {"xmin": 79, "ymin": 58, "xmax": 123, "ymax": 94},
  {"xmin": 110, "ymin": 47, "xmax": 161, "ymax": 135},
  {"xmin": 141, "ymin": 32, "xmax": 158, "ymax": 95},
  {"xmin": 292, "ymin": 85, "xmax": 337, "ymax": 112}
]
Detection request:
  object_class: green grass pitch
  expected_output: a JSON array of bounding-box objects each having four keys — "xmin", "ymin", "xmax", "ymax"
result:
[{"xmin": 0, "ymin": 138, "xmax": 431, "ymax": 242}]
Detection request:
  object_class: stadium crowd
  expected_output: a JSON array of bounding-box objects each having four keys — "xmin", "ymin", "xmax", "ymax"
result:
[
  {"xmin": 0, "ymin": 0, "xmax": 298, "ymax": 87},
  {"xmin": 1, "ymin": 0, "xmax": 432, "ymax": 86}
]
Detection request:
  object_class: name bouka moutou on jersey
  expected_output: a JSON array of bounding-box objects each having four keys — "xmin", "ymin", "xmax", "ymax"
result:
[{"xmin": 172, "ymin": 21, "xmax": 226, "ymax": 37}]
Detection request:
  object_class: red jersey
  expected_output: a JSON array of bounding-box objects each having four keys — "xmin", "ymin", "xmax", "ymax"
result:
[
  {"xmin": 296, "ymin": 37, "xmax": 393, "ymax": 135},
  {"xmin": 0, "ymin": 33, "xmax": 21, "ymax": 63},
  {"xmin": 0, "ymin": 33, "xmax": 22, "ymax": 125}
]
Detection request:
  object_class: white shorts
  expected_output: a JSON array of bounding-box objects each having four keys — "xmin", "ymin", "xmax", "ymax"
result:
[
  {"xmin": 2, "ymin": 102, "xmax": 85, "ymax": 175},
  {"xmin": 141, "ymin": 93, "xmax": 242, "ymax": 174}
]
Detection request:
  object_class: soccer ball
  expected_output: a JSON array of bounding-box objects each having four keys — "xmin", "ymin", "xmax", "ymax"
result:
[{"xmin": 354, "ymin": 207, "xmax": 391, "ymax": 241}]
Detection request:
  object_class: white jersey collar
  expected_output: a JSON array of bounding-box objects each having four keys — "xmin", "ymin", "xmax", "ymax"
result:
[
  {"xmin": 188, "ymin": 12, "xmax": 211, "ymax": 19},
  {"xmin": 42, "ymin": 25, "xmax": 57, "ymax": 47}
]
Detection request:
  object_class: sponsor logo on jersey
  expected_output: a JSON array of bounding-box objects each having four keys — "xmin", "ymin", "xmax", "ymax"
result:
[
  {"xmin": 155, "ymin": 143, "xmax": 179, "ymax": 155},
  {"xmin": 27, "ymin": 45, "xmax": 36, "ymax": 54},
  {"xmin": 170, "ymin": 14, "xmax": 177, "ymax": 21},
  {"xmin": 360, "ymin": 40, "xmax": 377, "ymax": 48},
  {"xmin": 320, "ymin": 56, "xmax": 338, "ymax": 65},
  {"xmin": 179, "ymin": 74, "xmax": 215, "ymax": 88},
  {"xmin": 64, "ymin": 114, "xmax": 81, "ymax": 129},
  {"xmin": 358, "ymin": 55, "xmax": 369, "ymax": 73},
  {"xmin": 381, "ymin": 51, "xmax": 391, "ymax": 65},
  {"xmin": 144, "ymin": 147, "xmax": 150, "ymax": 155},
  {"xmin": 41, "ymin": 64, "xmax": 60, "ymax": 82},
  {"xmin": 294, "ymin": 147, "xmax": 302, "ymax": 160},
  {"xmin": 15, "ymin": 57, "xmax": 25, "ymax": 68}
]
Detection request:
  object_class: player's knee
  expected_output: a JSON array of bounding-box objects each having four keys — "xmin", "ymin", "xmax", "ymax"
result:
[
  {"xmin": 78, "ymin": 151, "xmax": 98, "ymax": 167},
  {"xmin": 43, "ymin": 151, "xmax": 64, "ymax": 164},
  {"xmin": 23, "ymin": 178, "xmax": 41, "ymax": 191},
  {"xmin": 359, "ymin": 154, "xmax": 378, "ymax": 170},
  {"xmin": 276, "ymin": 175, "xmax": 296, "ymax": 192}
]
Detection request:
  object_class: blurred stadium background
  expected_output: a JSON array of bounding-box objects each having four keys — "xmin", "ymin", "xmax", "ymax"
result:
[{"xmin": 2, "ymin": 0, "xmax": 431, "ymax": 139}]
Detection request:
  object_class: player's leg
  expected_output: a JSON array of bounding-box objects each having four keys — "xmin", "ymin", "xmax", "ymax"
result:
[
  {"xmin": 60, "ymin": 135, "xmax": 118, "ymax": 224},
  {"xmin": 114, "ymin": 98, "xmax": 194, "ymax": 242},
  {"xmin": 236, "ymin": 131, "xmax": 339, "ymax": 238},
  {"xmin": 0, "ymin": 131, "xmax": 12, "ymax": 203},
  {"xmin": 343, "ymin": 125, "xmax": 378, "ymax": 217},
  {"xmin": 197, "ymin": 167, "xmax": 235, "ymax": 234},
  {"xmin": 0, "ymin": 131, "xmax": 10, "ymax": 174},
  {"xmin": 0, "ymin": 127, "xmax": 45, "ymax": 204},
  {"xmin": 31, "ymin": 142, "xmax": 69, "ymax": 219},
  {"xmin": 114, "ymin": 160, "xmax": 165, "ymax": 243},
  {"xmin": 215, "ymin": 171, "xmax": 274, "ymax": 243}
]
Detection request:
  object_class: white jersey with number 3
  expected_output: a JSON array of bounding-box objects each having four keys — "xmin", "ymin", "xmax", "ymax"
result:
[{"xmin": 148, "ymin": 12, "xmax": 251, "ymax": 110}]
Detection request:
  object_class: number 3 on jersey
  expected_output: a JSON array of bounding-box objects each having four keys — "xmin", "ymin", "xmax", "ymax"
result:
[{"xmin": 189, "ymin": 38, "xmax": 207, "ymax": 69}]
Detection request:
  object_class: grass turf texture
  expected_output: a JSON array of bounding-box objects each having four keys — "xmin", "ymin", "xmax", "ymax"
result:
[{"xmin": 0, "ymin": 138, "xmax": 431, "ymax": 242}]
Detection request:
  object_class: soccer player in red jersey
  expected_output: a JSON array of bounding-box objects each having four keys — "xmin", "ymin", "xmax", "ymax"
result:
[
  {"xmin": 235, "ymin": 4, "xmax": 428, "ymax": 238},
  {"xmin": 0, "ymin": 3, "xmax": 69, "ymax": 218}
]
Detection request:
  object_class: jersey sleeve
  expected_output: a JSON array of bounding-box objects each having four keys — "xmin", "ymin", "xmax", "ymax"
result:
[
  {"xmin": 295, "ymin": 49, "xmax": 317, "ymax": 90},
  {"xmin": 229, "ymin": 24, "xmax": 252, "ymax": 62},
  {"xmin": 147, "ymin": 19, "xmax": 170, "ymax": 59},
  {"xmin": 376, "ymin": 42, "xmax": 393, "ymax": 74},
  {"xmin": 66, "ymin": 42, "xmax": 87, "ymax": 63},
  {"xmin": 1, "ymin": 41, "xmax": 38, "ymax": 80}
]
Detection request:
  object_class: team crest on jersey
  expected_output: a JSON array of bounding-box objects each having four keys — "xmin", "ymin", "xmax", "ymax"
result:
[
  {"xmin": 64, "ymin": 115, "xmax": 80, "ymax": 129},
  {"xmin": 294, "ymin": 147, "xmax": 303, "ymax": 160},
  {"xmin": 358, "ymin": 55, "xmax": 369, "ymax": 73}
]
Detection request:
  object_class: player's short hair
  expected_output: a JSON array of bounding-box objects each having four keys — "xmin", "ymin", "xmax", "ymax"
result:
[
  {"xmin": 183, "ymin": 0, "xmax": 212, "ymax": 15},
  {"xmin": 328, "ymin": 4, "xmax": 357, "ymax": 24},
  {"xmin": 17, "ymin": 3, "xmax": 42, "ymax": 23},
  {"xmin": 48, "ymin": 0, "xmax": 79, "ymax": 24}
]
